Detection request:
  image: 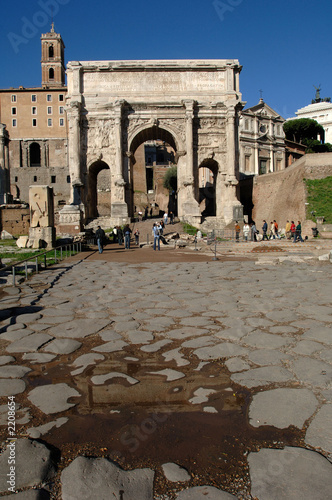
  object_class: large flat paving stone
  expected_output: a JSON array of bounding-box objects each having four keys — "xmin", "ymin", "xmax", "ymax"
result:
[
  {"xmin": 302, "ymin": 325, "xmax": 332, "ymax": 345},
  {"xmin": 149, "ymin": 369, "xmax": 185, "ymax": 381},
  {"xmin": 165, "ymin": 327, "xmax": 209, "ymax": 340},
  {"xmin": 13, "ymin": 312, "xmax": 42, "ymax": 323},
  {"xmin": 28, "ymin": 383, "xmax": 81, "ymax": 414},
  {"xmin": 49, "ymin": 318, "xmax": 110, "ymax": 338},
  {"xmin": 249, "ymin": 388, "xmax": 318, "ymax": 428},
  {"xmin": 0, "ymin": 439, "xmax": 56, "ymax": 492},
  {"xmin": 0, "ymin": 355, "xmax": 15, "ymax": 365},
  {"xmin": 92, "ymin": 339, "xmax": 128, "ymax": 353},
  {"xmin": 248, "ymin": 349, "xmax": 290, "ymax": 366},
  {"xmin": 248, "ymin": 446, "xmax": 332, "ymax": 499},
  {"xmin": 6, "ymin": 333, "xmax": 54, "ymax": 353},
  {"xmin": 241, "ymin": 331, "xmax": 291, "ymax": 349},
  {"xmin": 194, "ymin": 343, "xmax": 248, "ymax": 360},
  {"xmin": 291, "ymin": 358, "xmax": 332, "ymax": 388},
  {"xmin": 27, "ymin": 417, "xmax": 69, "ymax": 439},
  {"xmin": 61, "ymin": 456, "xmax": 154, "ymax": 500},
  {"xmin": 23, "ymin": 353, "xmax": 56, "ymax": 363},
  {"xmin": 162, "ymin": 462, "xmax": 191, "ymax": 482},
  {"xmin": 70, "ymin": 353, "xmax": 105, "ymax": 376},
  {"xmin": 42, "ymin": 338, "xmax": 82, "ymax": 355},
  {"xmin": 0, "ymin": 365, "xmax": 31, "ymax": 378},
  {"xmin": 176, "ymin": 486, "xmax": 237, "ymax": 499},
  {"xmin": 0, "ymin": 378, "xmax": 26, "ymax": 396},
  {"xmin": 1, "ymin": 328, "xmax": 34, "ymax": 341},
  {"xmin": 91, "ymin": 372, "xmax": 139, "ymax": 386},
  {"xmin": 305, "ymin": 404, "xmax": 332, "ymax": 454},
  {"xmin": 231, "ymin": 366, "xmax": 294, "ymax": 388}
]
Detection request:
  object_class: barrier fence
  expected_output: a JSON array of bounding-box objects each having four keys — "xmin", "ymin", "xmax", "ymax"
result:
[{"xmin": 0, "ymin": 242, "xmax": 82, "ymax": 286}]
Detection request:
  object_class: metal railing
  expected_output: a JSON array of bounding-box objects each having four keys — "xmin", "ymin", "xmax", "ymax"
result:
[{"xmin": 0, "ymin": 242, "xmax": 82, "ymax": 286}]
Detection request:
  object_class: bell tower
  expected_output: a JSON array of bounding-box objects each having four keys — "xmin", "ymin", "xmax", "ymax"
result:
[{"xmin": 41, "ymin": 23, "xmax": 66, "ymax": 88}]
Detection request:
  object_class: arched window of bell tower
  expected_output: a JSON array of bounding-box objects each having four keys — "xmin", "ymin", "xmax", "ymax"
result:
[
  {"xmin": 49, "ymin": 44, "xmax": 54, "ymax": 58},
  {"xmin": 49, "ymin": 68, "xmax": 54, "ymax": 80}
]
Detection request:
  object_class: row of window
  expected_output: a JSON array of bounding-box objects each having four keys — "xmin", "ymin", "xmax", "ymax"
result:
[
  {"xmin": 12, "ymin": 118, "xmax": 65, "ymax": 127},
  {"xmin": 243, "ymin": 119, "xmax": 283, "ymax": 136},
  {"xmin": 11, "ymin": 106, "xmax": 64, "ymax": 115},
  {"xmin": 11, "ymin": 94, "xmax": 64, "ymax": 103},
  {"xmin": 14, "ymin": 176, "xmax": 71, "ymax": 183}
]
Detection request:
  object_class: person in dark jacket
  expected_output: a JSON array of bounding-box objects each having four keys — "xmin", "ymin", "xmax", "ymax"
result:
[
  {"xmin": 124, "ymin": 225, "xmax": 132, "ymax": 249},
  {"xmin": 96, "ymin": 226, "xmax": 105, "ymax": 254},
  {"xmin": 293, "ymin": 221, "xmax": 304, "ymax": 243},
  {"xmin": 262, "ymin": 220, "xmax": 268, "ymax": 240}
]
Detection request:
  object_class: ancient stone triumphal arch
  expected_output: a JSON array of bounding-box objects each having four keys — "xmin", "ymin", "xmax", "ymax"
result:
[{"xmin": 65, "ymin": 59, "xmax": 244, "ymax": 227}]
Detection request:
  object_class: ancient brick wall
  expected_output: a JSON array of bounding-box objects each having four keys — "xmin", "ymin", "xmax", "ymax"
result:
[
  {"xmin": 0, "ymin": 206, "xmax": 30, "ymax": 236},
  {"xmin": 252, "ymin": 153, "xmax": 332, "ymax": 234}
]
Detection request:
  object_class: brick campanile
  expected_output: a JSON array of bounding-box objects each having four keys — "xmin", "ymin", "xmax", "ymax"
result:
[{"xmin": 41, "ymin": 23, "xmax": 66, "ymax": 88}]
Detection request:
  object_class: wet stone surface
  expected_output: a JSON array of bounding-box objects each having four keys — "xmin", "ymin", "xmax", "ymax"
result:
[{"xmin": 0, "ymin": 257, "xmax": 332, "ymax": 498}]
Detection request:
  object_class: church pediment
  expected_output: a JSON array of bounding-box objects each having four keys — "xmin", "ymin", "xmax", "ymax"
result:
[{"xmin": 244, "ymin": 100, "xmax": 284, "ymax": 120}]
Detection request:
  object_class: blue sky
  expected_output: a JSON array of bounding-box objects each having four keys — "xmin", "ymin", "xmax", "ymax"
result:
[{"xmin": 1, "ymin": 0, "xmax": 331, "ymax": 118}]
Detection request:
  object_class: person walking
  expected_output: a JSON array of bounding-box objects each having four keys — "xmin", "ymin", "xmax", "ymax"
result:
[
  {"xmin": 250, "ymin": 221, "xmax": 257, "ymax": 241},
  {"xmin": 95, "ymin": 225, "xmax": 105, "ymax": 254},
  {"xmin": 134, "ymin": 229, "xmax": 140, "ymax": 246},
  {"xmin": 235, "ymin": 221, "xmax": 240, "ymax": 242},
  {"xmin": 285, "ymin": 220, "xmax": 291, "ymax": 239},
  {"xmin": 163, "ymin": 212, "xmax": 168, "ymax": 225},
  {"xmin": 262, "ymin": 220, "xmax": 268, "ymax": 240},
  {"xmin": 169, "ymin": 212, "xmax": 174, "ymax": 224},
  {"xmin": 117, "ymin": 226, "xmax": 123, "ymax": 245},
  {"xmin": 124, "ymin": 224, "xmax": 132, "ymax": 249},
  {"xmin": 274, "ymin": 220, "xmax": 281, "ymax": 239},
  {"xmin": 153, "ymin": 222, "xmax": 161, "ymax": 251},
  {"xmin": 290, "ymin": 221, "xmax": 296, "ymax": 240},
  {"xmin": 293, "ymin": 221, "xmax": 304, "ymax": 243},
  {"xmin": 269, "ymin": 221, "xmax": 275, "ymax": 240},
  {"xmin": 243, "ymin": 221, "xmax": 250, "ymax": 242}
]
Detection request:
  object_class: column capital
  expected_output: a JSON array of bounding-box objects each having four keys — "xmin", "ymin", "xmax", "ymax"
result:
[{"xmin": 182, "ymin": 99, "xmax": 195, "ymax": 117}]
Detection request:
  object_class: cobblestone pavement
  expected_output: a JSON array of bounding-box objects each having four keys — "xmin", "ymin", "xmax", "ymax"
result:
[{"xmin": 0, "ymin": 243, "xmax": 332, "ymax": 499}]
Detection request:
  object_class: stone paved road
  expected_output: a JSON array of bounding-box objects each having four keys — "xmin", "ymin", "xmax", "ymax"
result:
[{"xmin": 0, "ymin": 246, "xmax": 332, "ymax": 499}]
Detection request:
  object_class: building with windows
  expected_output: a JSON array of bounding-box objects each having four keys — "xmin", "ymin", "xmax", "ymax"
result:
[
  {"xmin": 239, "ymin": 98, "xmax": 287, "ymax": 176},
  {"xmin": 290, "ymin": 87, "xmax": 332, "ymax": 144},
  {"xmin": 0, "ymin": 24, "xmax": 69, "ymax": 208}
]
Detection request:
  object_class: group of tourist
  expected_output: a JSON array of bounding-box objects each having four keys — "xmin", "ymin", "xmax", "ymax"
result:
[{"xmin": 235, "ymin": 219, "xmax": 305, "ymax": 242}]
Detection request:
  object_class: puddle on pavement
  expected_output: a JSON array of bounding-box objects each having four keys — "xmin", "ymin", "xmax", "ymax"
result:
[{"xmin": 22, "ymin": 347, "xmax": 303, "ymax": 497}]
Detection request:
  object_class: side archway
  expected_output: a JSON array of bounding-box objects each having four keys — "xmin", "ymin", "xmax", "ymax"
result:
[
  {"xmin": 87, "ymin": 160, "xmax": 111, "ymax": 219},
  {"xmin": 198, "ymin": 159, "xmax": 219, "ymax": 218}
]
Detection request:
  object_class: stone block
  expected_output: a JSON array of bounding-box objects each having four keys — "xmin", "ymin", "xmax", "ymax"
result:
[
  {"xmin": 1, "ymin": 230, "xmax": 13, "ymax": 239},
  {"xmin": 16, "ymin": 235, "xmax": 29, "ymax": 248},
  {"xmin": 28, "ymin": 227, "xmax": 55, "ymax": 248},
  {"xmin": 29, "ymin": 186, "xmax": 54, "ymax": 227}
]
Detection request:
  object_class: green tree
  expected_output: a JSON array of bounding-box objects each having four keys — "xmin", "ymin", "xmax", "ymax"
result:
[
  {"xmin": 283, "ymin": 118, "xmax": 325, "ymax": 145},
  {"xmin": 163, "ymin": 165, "xmax": 177, "ymax": 192}
]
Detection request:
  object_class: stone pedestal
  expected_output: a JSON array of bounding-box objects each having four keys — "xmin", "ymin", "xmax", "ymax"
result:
[
  {"xmin": 224, "ymin": 203, "xmax": 243, "ymax": 225},
  {"xmin": 29, "ymin": 185, "xmax": 54, "ymax": 227},
  {"xmin": 28, "ymin": 186, "xmax": 56, "ymax": 248},
  {"xmin": 110, "ymin": 202, "xmax": 130, "ymax": 226},
  {"xmin": 28, "ymin": 227, "xmax": 56, "ymax": 249},
  {"xmin": 58, "ymin": 205, "xmax": 83, "ymax": 235}
]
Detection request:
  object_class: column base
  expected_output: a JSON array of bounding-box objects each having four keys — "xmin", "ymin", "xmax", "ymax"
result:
[{"xmin": 57, "ymin": 205, "xmax": 83, "ymax": 235}]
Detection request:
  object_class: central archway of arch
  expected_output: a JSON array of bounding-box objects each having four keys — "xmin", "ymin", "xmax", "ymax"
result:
[{"xmin": 129, "ymin": 126, "xmax": 177, "ymax": 218}]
